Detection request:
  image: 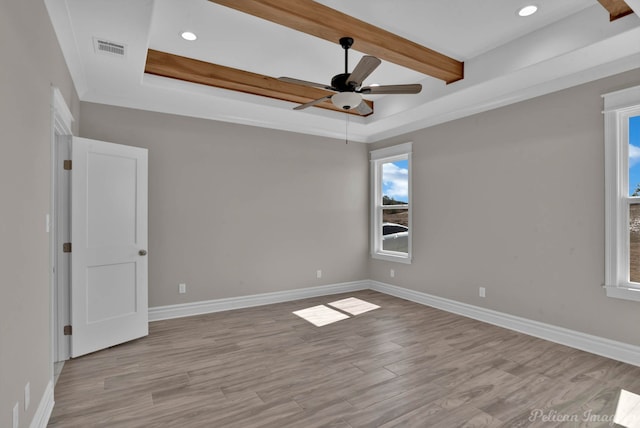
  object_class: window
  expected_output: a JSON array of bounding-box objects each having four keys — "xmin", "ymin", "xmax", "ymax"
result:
[
  {"xmin": 603, "ymin": 85, "xmax": 640, "ymax": 302},
  {"xmin": 370, "ymin": 142, "xmax": 412, "ymax": 263}
]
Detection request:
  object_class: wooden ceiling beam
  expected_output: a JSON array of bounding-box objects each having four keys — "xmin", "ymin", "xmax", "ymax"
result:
[
  {"xmin": 144, "ymin": 49, "xmax": 373, "ymax": 116},
  {"xmin": 208, "ymin": 0, "xmax": 464, "ymax": 84},
  {"xmin": 597, "ymin": 0, "xmax": 634, "ymax": 20}
]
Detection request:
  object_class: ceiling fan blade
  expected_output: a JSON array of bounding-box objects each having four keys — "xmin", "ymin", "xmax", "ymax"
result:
[
  {"xmin": 355, "ymin": 101, "xmax": 373, "ymax": 116},
  {"xmin": 293, "ymin": 95, "xmax": 333, "ymax": 110},
  {"xmin": 279, "ymin": 77, "xmax": 335, "ymax": 91},
  {"xmin": 359, "ymin": 84, "xmax": 422, "ymax": 94},
  {"xmin": 347, "ymin": 56, "xmax": 381, "ymax": 87}
]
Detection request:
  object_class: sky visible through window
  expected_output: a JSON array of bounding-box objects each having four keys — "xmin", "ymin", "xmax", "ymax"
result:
[
  {"xmin": 382, "ymin": 159, "xmax": 409, "ymax": 203},
  {"xmin": 629, "ymin": 116, "xmax": 640, "ymax": 196}
]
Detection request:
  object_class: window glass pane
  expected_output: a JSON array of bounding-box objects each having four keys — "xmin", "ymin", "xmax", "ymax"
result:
[
  {"xmin": 382, "ymin": 159, "xmax": 409, "ymax": 205},
  {"xmin": 630, "ymin": 204, "xmax": 640, "ymax": 283},
  {"xmin": 382, "ymin": 208, "xmax": 408, "ymax": 253},
  {"xmin": 628, "ymin": 115, "xmax": 640, "ymax": 197}
]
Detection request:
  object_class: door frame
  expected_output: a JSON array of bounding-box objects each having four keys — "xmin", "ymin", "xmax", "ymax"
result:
[{"xmin": 50, "ymin": 87, "xmax": 74, "ymax": 376}]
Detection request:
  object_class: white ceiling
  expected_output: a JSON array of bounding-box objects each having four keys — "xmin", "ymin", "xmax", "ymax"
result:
[{"xmin": 46, "ymin": 0, "xmax": 640, "ymax": 142}]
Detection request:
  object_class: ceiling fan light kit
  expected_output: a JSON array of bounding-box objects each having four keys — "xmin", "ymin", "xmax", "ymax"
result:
[{"xmin": 332, "ymin": 91, "xmax": 362, "ymax": 110}]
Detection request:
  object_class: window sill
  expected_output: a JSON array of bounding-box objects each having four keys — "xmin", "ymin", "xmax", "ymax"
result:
[
  {"xmin": 372, "ymin": 252, "xmax": 412, "ymax": 264},
  {"xmin": 604, "ymin": 285, "xmax": 640, "ymax": 302}
]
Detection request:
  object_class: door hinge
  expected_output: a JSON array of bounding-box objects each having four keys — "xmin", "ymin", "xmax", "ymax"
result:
[
  {"xmin": 63, "ymin": 160, "xmax": 72, "ymax": 170},
  {"xmin": 63, "ymin": 242, "xmax": 72, "ymax": 253},
  {"xmin": 63, "ymin": 325, "xmax": 72, "ymax": 336}
]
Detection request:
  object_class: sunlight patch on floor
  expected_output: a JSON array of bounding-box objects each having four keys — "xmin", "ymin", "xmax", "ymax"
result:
[
  {"xmin": 293, "ymin": 297, "xmax": 381, "ymax": 327},
  {"xmin": 328, "ymin": 297, "xmax": 380, "ymax": 316},
  {"xmin": 614, "ymin": 389, "xmax": 640, "ymax": 427},
  {"xmin": 292, "ymin": 305, "xmax": 350, "ymax": 327}
]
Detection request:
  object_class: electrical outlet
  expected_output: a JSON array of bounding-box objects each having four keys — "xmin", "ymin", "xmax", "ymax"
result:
[
  {"xmin": 25, "ymin": 382, "xmax": 30, "ymax": 410},
  {"xmin": 479, "ymin": 287, "xmax": 486, "ymax": 298},
  {"xmin": 12, "ymin": 402, "xmax": 19, "ymax": 428},
  {"xmin": 390, "ymin": 269, "xmax": 395, "ymax": 278},
  {"xmin": 316, "ymin": 270, "xmax": 322, "ymax": 279},
  {"xmin": 179, "ymin": 283, "xmax": 186, "ymax": 294}
]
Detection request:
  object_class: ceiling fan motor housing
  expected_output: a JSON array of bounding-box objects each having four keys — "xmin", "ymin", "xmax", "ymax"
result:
[{"xmin": 331, "ymin": 73, "xmax": 357, "ymax": 92}]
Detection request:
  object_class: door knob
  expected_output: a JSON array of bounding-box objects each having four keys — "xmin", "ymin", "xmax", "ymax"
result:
[{"xmin": 139, "ymin": 249, "xmax": 147, "ymax": 256}]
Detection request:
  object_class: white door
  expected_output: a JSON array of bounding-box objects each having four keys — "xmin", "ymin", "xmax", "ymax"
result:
[{"xmin": 71, "ymin": 137, "xmax": 148, "ymax": 357}]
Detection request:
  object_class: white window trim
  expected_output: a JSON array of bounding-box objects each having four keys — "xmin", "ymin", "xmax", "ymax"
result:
[
  {"xmin": 370, "ymin": 142, "xmax": 412, "ymax": 264},
  {"xmin": 603, "ymin": 84, "xmax": 640, "ymax": 302}
]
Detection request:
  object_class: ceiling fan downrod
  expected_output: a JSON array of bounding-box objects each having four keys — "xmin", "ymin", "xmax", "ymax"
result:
[
  {"xmin": 340, "ymin": 37, "xmax": 354, "ymax": 74},
  {"xmin": 331, "ymin": 37, "xmax": 356, "ymax": 93}
]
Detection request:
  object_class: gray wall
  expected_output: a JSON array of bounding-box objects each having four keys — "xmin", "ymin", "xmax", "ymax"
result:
[
  {"xmin": 0, "ymin": 1, "xmax": 79, "ymax": 426},
  {"xmin": 79, "ymin": 103, "xmax": 370, "ymax": 307},
  {"xmin": 369, "ymin": 69, "xmax": 640, "ymax": 346}
]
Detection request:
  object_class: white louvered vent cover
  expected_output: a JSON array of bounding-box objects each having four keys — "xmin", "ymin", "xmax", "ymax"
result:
[{"xmin": 93, "ymin": 38, "xmax": 126, "ymax": 57}]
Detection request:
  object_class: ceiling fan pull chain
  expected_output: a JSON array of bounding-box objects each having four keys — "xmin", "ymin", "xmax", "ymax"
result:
[{"xmin": 345, "ymin": 113, "xmax": 349, "ymax": 144}]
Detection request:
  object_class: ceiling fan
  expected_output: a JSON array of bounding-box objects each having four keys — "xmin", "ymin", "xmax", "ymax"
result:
[{"xmin": 279, "ymin": 37, "xmax": 422, "ymax": 115}]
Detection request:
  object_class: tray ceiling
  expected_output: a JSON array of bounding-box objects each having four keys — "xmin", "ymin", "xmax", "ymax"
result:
[{"xmin": 45, "ymin": 0, "xmax": 640, "ymax": 142}]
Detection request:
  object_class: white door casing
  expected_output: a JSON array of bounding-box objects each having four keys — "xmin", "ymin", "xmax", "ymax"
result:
[
  {"xmin": 51, "ymin": 86, "xmax": 74, "ymax": 369},
  {"xmin": 55, "ymin": 135, "xmax": 71, "ymax": 361},
  {"xmin": 71, "ymin": 137, "xmax": 148, "ymax": 357}
]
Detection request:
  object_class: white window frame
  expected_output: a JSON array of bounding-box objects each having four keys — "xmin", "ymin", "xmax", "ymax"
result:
[
  {"xmin": 370, "ymin": 142, "xmax": 412, "ymax": 264},
  {"xmin": 603, "ymin": 84, "xmax": 640, "ymax": 302}
]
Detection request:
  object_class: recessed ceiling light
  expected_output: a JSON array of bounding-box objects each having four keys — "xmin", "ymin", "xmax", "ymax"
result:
[
  {"xmin": 518, "ymin": 5, "xmax": 538, "ymax": 17},
  {"xmin": 180, "ymin": 31, "xmax": 197, "ymax": 41}
]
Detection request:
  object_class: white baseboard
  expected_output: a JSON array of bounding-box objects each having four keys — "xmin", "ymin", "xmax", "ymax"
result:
[
  {"xmin": 29, "ymin": 380, "xmax": 54, "ymax": 428},
  {"xmin": 149, "ymin": 280, "xmax": 370, "ymax": 322},
  {"xmin": 370, "ymin": 280, "xmax": 640, "ymax": 367}
]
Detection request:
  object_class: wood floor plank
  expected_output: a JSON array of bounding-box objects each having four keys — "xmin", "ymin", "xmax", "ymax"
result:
[
  {"xmin": 294, "ymin": 367, "xmax": 397, "ymax": 412},
  {"xmin": 50, "ymin": 290, "xmax": 640, "ymax": 427},
  {"xmin": 344, "ymin": 380, "xmax": 447, "ymax": 427},
  {"xmin": 262, "ymin": 399, "xmax": 354, "ymax": 428}
]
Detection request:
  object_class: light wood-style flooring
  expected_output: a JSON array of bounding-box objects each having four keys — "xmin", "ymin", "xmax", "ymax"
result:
[{"xmin": 49, "ymin": 290, "xmax": 640, "ymax": 427}]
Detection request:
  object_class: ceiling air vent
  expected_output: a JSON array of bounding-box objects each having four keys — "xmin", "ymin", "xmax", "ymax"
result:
[{"xmin": 93, "ymin": 38, "xmax": 126, "ymax": 57}]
